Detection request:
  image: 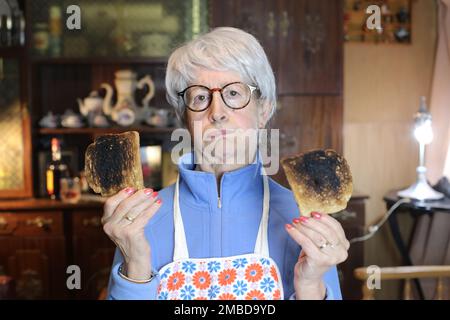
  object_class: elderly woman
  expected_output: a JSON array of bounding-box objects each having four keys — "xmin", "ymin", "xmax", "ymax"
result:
[{"xmin": 104, "ymin": 27, "xmax": 349, "ymax": 300}]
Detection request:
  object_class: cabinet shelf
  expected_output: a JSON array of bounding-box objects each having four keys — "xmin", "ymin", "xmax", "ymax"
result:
[{"xmin": 37, "ymin": 126, "xmax": 177, "ymax": 135}]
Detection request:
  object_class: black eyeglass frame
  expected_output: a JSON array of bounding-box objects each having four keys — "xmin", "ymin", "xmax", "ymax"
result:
[{"xmin": 177, "ymin": 81, "xmax": 258, "ymax": 112}]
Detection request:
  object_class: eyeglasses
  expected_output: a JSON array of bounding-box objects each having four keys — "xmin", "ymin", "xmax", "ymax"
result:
[{"xmin": 177, "ymin": 82, "xmax": 258, "ymax": 112}]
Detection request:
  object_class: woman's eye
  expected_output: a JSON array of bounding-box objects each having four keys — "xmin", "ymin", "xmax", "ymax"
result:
[
  {"xmin": 229, "ymin": 90, "xmax": 239, "ymax": 96},
  {"xmin": 194, "ymin": 95, "xmax": 207, "ymax": 103}
]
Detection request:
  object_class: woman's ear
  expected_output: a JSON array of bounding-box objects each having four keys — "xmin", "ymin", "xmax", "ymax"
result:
[{"xmin": 258, "ymin": 100, "xmax": 272, "ymax": 128}]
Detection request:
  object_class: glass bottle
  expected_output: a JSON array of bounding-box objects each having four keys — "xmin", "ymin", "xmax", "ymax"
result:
[{"xmin": 45, "ymin": 138, "xmax": 68, "ymax": 200}]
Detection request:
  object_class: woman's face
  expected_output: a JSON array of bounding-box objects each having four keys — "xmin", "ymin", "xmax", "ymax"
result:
[{"xmin": 185, "ymin": 68, "xmax": 270, "ymax": 168}]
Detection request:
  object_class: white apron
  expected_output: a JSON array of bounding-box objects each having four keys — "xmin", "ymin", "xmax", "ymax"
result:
[{"xmin": 156, "ymin": 173, "xmax": 284, "ymax": 300}]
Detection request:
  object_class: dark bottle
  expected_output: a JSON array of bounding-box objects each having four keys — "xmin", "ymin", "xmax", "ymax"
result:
[{"xmin": 46, "ymin": 138, "xmax": 68, "ymax": 200}]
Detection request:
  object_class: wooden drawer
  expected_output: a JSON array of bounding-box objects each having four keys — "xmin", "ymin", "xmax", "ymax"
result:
[
  {"xmin": 0, "ymin": 212, "xmax": 63, "ymax": 237},
  {"xmin": 72, "ymin": 209, "xmax": 104, "ymax": 236}
]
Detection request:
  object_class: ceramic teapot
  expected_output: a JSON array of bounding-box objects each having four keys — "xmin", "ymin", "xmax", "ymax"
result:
[
  {"xmin": 101, "ymin": 69, "xmax": 155, "ymax": 126},
  {"xmin": 77, "ymin": 91, "xmax": 104, "ymax": 117}
]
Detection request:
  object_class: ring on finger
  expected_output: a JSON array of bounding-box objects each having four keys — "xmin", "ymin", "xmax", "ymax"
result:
[
  {"xmin": 319, "ymin": 241, "xmax": 330, "ymax": 250},
  {"xmin": 124, "ymin": 215, "xmax": 135, "ymax": 223}
]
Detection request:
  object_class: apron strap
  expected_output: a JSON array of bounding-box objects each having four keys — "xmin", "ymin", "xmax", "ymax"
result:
[
  {"xmin": 254, "ymin": 173, "xmax": 270, "ymax": 256},
  {"xmin": 173, "ymin": 176, "xmax": 190, "ymax": 261},
  {"xmin": 172, "ymin": 170, "xmax": 270, "ymax": 260}
]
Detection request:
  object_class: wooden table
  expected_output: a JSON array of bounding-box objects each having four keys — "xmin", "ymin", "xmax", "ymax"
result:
[{"xmin": 383, "ymin": 190, "xmax": 450, "ymax": 299}]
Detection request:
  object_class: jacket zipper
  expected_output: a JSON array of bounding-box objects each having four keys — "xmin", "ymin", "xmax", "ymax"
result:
[{"xmin": 217, "ymin": 175, "xmax": 224, "ymax": 208}]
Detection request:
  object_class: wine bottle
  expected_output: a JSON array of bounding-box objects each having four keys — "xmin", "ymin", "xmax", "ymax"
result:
[{"xmin": 46, "ymin": 138, "xmax": 68, "ymax": 200}]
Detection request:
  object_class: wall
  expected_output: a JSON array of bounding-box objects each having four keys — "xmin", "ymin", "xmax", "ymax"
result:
[{"xmin": 343, "ymin": 0, "xmax": 437, "ymax": 299}]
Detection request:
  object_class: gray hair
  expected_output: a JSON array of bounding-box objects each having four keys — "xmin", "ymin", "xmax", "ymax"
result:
[{"xmin": 165, "ymin": 27, "xmax": 277, "ymax": 125}]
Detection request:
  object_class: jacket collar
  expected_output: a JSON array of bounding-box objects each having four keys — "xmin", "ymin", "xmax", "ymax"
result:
[{"xmin": 177, "ymin": 151, "xmax": 264, "ymax": 208}]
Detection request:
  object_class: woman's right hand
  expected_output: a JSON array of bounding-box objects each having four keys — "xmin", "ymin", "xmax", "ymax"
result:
[{"xmin": 102, "ymin": 187, "xmax": 162, "ymax": 281}]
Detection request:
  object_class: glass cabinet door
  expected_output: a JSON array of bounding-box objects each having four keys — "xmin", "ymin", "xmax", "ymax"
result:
[{"xmin": 0, "ymin": 57, "xmax": 32, "ymax": 198}]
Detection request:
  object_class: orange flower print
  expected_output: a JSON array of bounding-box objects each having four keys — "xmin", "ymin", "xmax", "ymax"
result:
[
  {"xmin": 218, "ymin": 293, "xmax": 237, "ymax": 300},
  {"xmin": 245, "ymin": 289, "xmax": 266, "ymax": 300},
  {"xmin": 167, "ymin": 272, "xmax": 185, "ymax": 291},
  {"xmin": 245, "ymin": 264, "xmax": 263, "ymax": 283},
  {"xmin": 218, "ymin": 269, "xmax": 237, "ymax": 286},
  {"xmin": 193, "ymin": 271, "xmax": 211, "ymax": 290},
  {"xmin": 270, "ymin": 265, "xmax": 279, "ymax": 283},
  {"xmin": 194, "ymin": 297, "xmax": 208, "ymax": 300},
  {"xmin": 273, "ymin": 289, "xmax": 281, "ymax": 300}
]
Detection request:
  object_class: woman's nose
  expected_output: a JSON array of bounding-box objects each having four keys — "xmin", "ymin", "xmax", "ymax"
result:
[{"xmin": 208, "ymin": 92, "xmax": 228, "ymax": 123}]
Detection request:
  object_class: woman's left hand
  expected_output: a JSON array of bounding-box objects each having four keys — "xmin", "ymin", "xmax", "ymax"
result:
[{"xmin": 285, "ymin": 212, "xmax": 350, "ymax": 300}]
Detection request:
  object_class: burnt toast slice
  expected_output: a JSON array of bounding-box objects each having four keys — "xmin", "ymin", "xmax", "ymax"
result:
[
  {"xmin": 281, "ymin": 149, "xmax": 353, "ymax": 217},
  {"xmin": 85, "ymin": 131, "xmax": 144, "ymax": 197}
]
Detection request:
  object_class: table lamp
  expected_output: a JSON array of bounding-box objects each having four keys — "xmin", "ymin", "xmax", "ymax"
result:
[{"xmin": 397, "ymin": 96, "xmax": 444, "ymax": 201}]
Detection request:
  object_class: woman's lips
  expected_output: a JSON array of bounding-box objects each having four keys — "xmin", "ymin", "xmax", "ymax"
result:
[{"xmin": 205, "ymin": 129, "xmax": 232, "ymax": 139}]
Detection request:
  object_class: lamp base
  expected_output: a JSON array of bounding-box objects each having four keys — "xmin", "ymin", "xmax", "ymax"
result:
[{"xmin": 397, "ymin": 166, "xmax": 444, "ymax": 201}]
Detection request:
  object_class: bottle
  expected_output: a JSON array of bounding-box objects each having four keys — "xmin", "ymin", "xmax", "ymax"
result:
[
  {"xmin": 46, "ymin": 138, "xmax": 68, "ymax": 200},
  {"xmin": 0, "ymin": 15, "xmax": 12, "ymax": 47},
  {"xmin": 48, "ymin": 6, "xmax": 62, "ymax": 57},
  {"xmin": 11, "ymin": 10, "xmax": 25, "ymax": 46},
  {"xmin": 33, "ymin": 22, "xmax": 49, "ymax": 55}
]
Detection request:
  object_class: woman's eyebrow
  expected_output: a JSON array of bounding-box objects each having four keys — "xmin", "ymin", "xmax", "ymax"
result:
[{"xmin": 189, "ymin": 81, "xmax": 241, "ymax": 88}]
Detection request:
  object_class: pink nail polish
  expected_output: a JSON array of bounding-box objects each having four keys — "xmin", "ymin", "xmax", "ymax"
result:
[
  {"xmin": 144, "ymin": 188, "xmax": 153, "ymax": 195},
  {"xmin": 312, "ymin": 212, "xmax": 322, "ymax": 219},
  {"xmin": 300, "ymin": 216, "xmax": 309, "ymax": 223},
  {"xmin": 152, "ymin": 191, "xmax": 158, "ymax": 198},
  {"xmin": 124, "ymin": 187, "xmax": 135, "ymax": 194},
  {"xmin": 285, "ymin": 223, "xmax": 293, "ymax": 230},
  {"xmin": 292, "ymin": 218, "xmax": 301, "ymax": 224},
  {"xmin": 156, "ymin": 199, "xmax": 162, "ymax": 204}
]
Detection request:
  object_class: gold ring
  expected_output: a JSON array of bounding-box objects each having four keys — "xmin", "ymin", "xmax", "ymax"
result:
[
  {"xmin": 319, "ymin": 242, "xmax": 330, "ymax": 250},
  {"xmin": 124, "ymin": 215, "xmax": 135, "ymax": 222}
]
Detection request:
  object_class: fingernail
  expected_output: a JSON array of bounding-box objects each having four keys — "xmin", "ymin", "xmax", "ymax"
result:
[
  {"xmin": 312, "ymin": 212, "xmax": 322, "ymax": 219},
  {"xmin": 152, "ymin": 191, "xmax": 158, "ymax": 198},
  {"xmin": 292, "ymin": 218, "xmax": 301, "ymax": 224},
  {"xmin": 285, "ymin": 223, "xmax": 293, "ymax": 230},
  {"xmin": 124, "ymin": 187, "xmax": 135, "ymax": 194},
  {"xmin": 300, "ymin": 216, "xmax": 309, "ymax": 223},
  {"xmin": 144, "ymin": 188, "xmax": 153, "ymax": 195},
  {"xmin": 156, "ymin": 199, "xmax": 162, "ymax": 204}
]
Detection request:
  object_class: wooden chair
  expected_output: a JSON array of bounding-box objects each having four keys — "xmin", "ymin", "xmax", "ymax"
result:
[{"xmin": 354, "ymin": 265, "xmax": 450, "ymax": 300}]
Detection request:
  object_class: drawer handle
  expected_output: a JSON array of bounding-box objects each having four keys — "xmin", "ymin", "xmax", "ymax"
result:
[
  {"xmin": 26, "ymin": 217, "xmax": 53, "ymax": 229},
  {"xmin": 83, "ymin": 217, "xmax": 101, "ymax": 227},
  {"xmin": 333, "ymin": 210, "xmax": 357, "ymax": 221},
  {"xmin": 0, "ymin": 217, "xmax": 8, "ymax": 229}
]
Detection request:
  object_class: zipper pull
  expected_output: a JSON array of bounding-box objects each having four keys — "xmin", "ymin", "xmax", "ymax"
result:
[{"xmin": 218, "ymin": 197, "xmax": 222, "ymax": 208}]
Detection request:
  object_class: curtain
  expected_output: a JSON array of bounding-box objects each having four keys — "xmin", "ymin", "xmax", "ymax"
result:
[{"xmin": 426, "ymin": 0, "xmax": 450, "ymax": 184}]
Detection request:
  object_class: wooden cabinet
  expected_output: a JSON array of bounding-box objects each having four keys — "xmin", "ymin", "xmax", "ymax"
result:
[
  {"xmin": 0, "ymin": 200, "xmax": 111, "ymax": 299},
  {"xmin": 0, "ymin": 211, "xmax": 66, "ymax": 299},
  {"xmin": 210, "ymin": 0, "xmax": 343, "ymax": 95},
  {"xmin": 276, "ymin": 0, "xmax": 343, "ymax": 95},
  {"xmin": 333, "ymin": 195, "xmax": 368, "ymax": 300},
  {"xmin": 209, "ymin": 0, "xmax": 279, "ymax": 73},
  {"xmin": 71, "ymin": 210, "xmax": 115, "ymax": 300}
]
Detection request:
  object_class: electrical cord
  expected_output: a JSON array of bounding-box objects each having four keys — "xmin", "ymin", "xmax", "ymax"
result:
[{"xmin": 349, "ymin": 198, "xmax": 411, "ymax": 244}]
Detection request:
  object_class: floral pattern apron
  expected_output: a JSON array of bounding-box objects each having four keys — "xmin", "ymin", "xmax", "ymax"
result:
[{"xmin": 156, "ymin": 173, "xmax": 284, "ymax": 300}]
